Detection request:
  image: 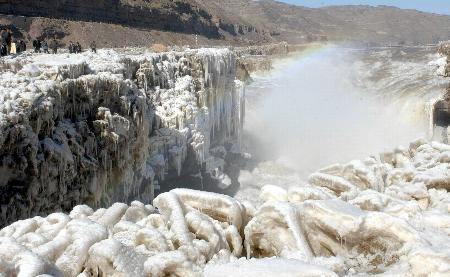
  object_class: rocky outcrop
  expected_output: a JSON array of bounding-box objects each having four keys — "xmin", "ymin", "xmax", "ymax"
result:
[
  {"xmin": 235, "ymin": 43, "xmax": 318, "ymax": 82},
  {"xmin": 0, "ymin": 48, "xmax": 244, "ymax": 226}
]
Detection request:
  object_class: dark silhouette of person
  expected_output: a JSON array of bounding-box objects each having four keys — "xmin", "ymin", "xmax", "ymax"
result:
[
  {"xmin": 5, "ymin": 28, "xmax": 12, "ymax": 54},
  {"xmin": 15, "ymin": 39, "xmax": 21, "ymax": 53},
  {"xmin": 33, "ymin": 39, "xmax": 41, "ymax": 53},
  {"xmin": 76, "ymin": 42, "xmax": 82, "ymax": 53},
  {"xmin": 90, "ymin": 41, "xmax": 97, "ymax": 53},
  {"xmin": 1, "ymin": 29, "xmax": 8, "ymax": 55},
  {"xmin": 41, "ymin": 40, "xmax": 49, "ymax": 54},
  {"xmin": 50, "ymin": 39, "xmax": 58, "ymax": 54},
  {"xmin": 68, "ymin": 41, "xmax": 74, "ymax": 53},
  {"xmin": 17, "ymin": 39, "xmax": 28, "ymax": 54},
  {"xmin": 0, "ymin": 42, "xmax": 7, "ymax": 56}
]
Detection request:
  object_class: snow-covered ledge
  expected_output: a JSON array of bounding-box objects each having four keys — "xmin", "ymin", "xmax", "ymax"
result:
[{"xmin": 0, "ymin": 48, "xmax": 245, "ymax": 225}]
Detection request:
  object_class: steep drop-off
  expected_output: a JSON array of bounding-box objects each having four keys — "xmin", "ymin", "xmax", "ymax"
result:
[{"xmin": 0, "ymin": 48, "xmax": 244, "ymax": 226}]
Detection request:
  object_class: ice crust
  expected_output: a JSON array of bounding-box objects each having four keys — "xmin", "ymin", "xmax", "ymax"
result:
[
  {"xmin": 0, "ymin": 48, "xmax": 244, "ymax": 225},
  {"xmin": 2, "ymin": 139, "xmax": 450, "ymax": 276}
]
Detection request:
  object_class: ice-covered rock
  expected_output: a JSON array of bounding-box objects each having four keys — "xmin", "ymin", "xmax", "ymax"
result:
[
  {"xmin": 0, "ymin": 189, "xmax": 247, "ymax": 276},
  {"xmin": 2, "ymin": 140, "xmax": 450, "ymax": 276},
  {"xmin": 0, "ymin": 48, "xmax": 245, "ymax": 226}
]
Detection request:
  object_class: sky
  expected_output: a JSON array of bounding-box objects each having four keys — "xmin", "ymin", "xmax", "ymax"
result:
[{"xmin": 279, "ymin": 0, "xmax": 450, "ymax": 15}]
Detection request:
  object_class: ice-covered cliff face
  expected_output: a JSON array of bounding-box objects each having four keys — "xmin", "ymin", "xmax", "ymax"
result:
[
  {"xmin": 1, "ymin": 140, "xmax": 450, "ymax": 276},
  {"xmin": 0, "ymin": 48, "xmax": 244, "ymax": 226}
]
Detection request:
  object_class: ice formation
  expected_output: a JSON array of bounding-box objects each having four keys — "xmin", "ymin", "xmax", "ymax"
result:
[
  {"xmin": 1, "ymin": 139, "xmax": 450, "ymax": 276},
  {"xmin": 0, "ymin": 48, "xmax": 244, "ymax": 225},
  {"xmin": 2, "ymin": 46, "xmax": 450, "ymax": 276}
]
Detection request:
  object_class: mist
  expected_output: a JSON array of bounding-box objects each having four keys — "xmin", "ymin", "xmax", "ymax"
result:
[{"xmin": 244, "ymin": 47, "xmax": 435, "ymax": 177}]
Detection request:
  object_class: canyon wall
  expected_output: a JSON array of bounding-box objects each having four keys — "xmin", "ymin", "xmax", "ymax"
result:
[
  {"xmin": 0, "ymin": 48, "xmax": 244, "ymax": 226},
  {"xmin": 0, "ymin": 0, "xmax": 222, "ymax": 38}
]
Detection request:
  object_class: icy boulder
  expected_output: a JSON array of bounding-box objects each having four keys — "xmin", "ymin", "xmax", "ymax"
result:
[
  {"xmin": 0, "ymin": 190, "xmax": 248, "ymax": 276},
  {"xmin": 244, "ymin": 201, "xmax": 313, "ymax": 260},
  {"xmin": 0, "ymin": 48, "xmax": 245, "ymax": 226}
]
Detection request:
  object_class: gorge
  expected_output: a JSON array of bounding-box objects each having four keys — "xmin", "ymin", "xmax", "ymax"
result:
[{"xmin": 1, "ymin": 44, "xmax": 450, "ymax": 276}]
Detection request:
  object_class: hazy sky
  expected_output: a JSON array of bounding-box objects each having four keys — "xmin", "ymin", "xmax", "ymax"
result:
[{"xmin": 279, "ymin": 0, "xmax": 450, "ymax": 15}]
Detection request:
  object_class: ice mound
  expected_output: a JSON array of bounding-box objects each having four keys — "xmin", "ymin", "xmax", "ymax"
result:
[
  {"xmin": 0, "ymin": 48, "xmax": 244, "ymax": 226},
  {"xmin": 0, "ymin": 189, "xmax": 247, "ymax": 276},
  {"xmin": 2, "ymin": 140, "xmax": 450, "ymax": 276}
]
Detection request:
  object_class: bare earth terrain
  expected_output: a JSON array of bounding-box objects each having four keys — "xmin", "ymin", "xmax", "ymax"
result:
[{"xmin": 0, "ymin": 0, "xmax": 450, "ymax": 48}]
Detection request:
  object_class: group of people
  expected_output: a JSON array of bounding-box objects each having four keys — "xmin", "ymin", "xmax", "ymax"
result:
[
  {"xmin": 68, "ymin": 41, "xmax": 82, "ymax": 54},
  {"xmin": 32, "ymin": 39, "xmax": 97, "ymax": 55},
  {"xmin": 33, "ymin": 39, "xmax": 57, "ymax": 54},
  {"xmin": 0, "ymin": 28, "xmax": 26, "ymax": 56},
  {"xmin": 0, "ymin": 26, "xmax": 98, "ymax": 57},
  {"xmin": 68, "ymin": 41, "xmax": 97, "ymax": 53}
]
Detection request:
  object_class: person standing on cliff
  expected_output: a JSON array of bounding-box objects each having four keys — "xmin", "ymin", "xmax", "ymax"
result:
[
  {"xmin": 68, "ymin": 41, "xmax": 74, "ymax": 53},
  {"xmin": 50, "ymin": 38, "xmax": 58, "ymax": 54},
  {"xmin": 19, "ymin": 39, "xmax": 24, "ymax": 53},
  {"xmin": 0, "ymin": 29, "xmax": 5, "ymax": 42},
  {"xmin": 41, "ymin": 40, "xmax": 49, "ymax": 54},
  {"xmin": 0, "ymin": 42, "xmax": 6, "ymax": 56},
  {"xmin": 13, "ymin": 39, "xmax": 21, "ymax": 54},
  {"xmin": 76, "ymin": 42, "xmax": 82, "ymax": 53},
  {"xmin": 90, "ymin": 41, "xmax": 96, "ymax": 53},
  {"xmin": 5, "ymin": 28, "xmax": 12, "ymax": 54},
  {"xmin": 33, "ymin": 39, "xmax": 41, "ymax": 53},
  {"xmin": 1, "ymin": 29, "xmax": 8, "ymax": 54},
  {"xmin": 19, "ymin": 40, "xmax": 26, "ymax": 53},
  {"xmin": 0, "ymin": 30, "xmax": 5, "ymax": 55}
]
